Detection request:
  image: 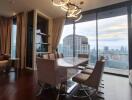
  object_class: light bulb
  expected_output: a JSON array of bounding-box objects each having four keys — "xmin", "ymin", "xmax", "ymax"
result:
[{"xmin": 52, "ymin": 0, "xmax": 69, "ymax": 7}]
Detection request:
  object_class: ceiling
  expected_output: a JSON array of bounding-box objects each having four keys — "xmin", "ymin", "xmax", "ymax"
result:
[{"xmin": 0, "ymin": 0, "xmax": 129, "ymax": 18}]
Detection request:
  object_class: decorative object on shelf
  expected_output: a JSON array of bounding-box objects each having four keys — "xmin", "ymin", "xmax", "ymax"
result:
[
  {"xmin": 36, "ymin": 29, "xmax": 48, "ymax": 53},
  {"xmin": 52, "ymin": 0, "xmax": 83, "ymax": 21}
]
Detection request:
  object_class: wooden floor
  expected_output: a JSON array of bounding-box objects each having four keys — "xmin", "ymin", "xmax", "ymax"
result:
[{"xmin": 0, "ymin": 69, "xmax": 131, "ymax": 100}]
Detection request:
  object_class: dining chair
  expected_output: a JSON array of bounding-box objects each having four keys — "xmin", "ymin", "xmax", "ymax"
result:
[
  {"xmin": 36, "ymin": 58, "xmax": 67, "ymax": 100},
  {"xmin": 81, "ymin": 56, "xmax": 105, "ymax": 75},
  {"xmin": 54, "ymin": 52, "xmax": 64, "ymax": 58},
  {"xmin": 58, "ymin": 53, "xmax": 64, "ymax": 58},
  {"xmin": 54, "ymin": 52, "xmax": 59, "ymax": 58},
  {"xmin": 72, "ymin": 60, "xmax": 105, "ymax": 100},
  {"xmin": 78, "ymin": 54, "xmax": 89, "ymax": 70},
  {"xmin": 49, "ymin": 53, "xmax": 56, "ymax": 60},
  {"xmin": 78, "ymin": 54, "xmax": 89, "ymax": 58},
  {"xmin": 42, "ymin": 54, "xmax": 49, "ymax": 59}
]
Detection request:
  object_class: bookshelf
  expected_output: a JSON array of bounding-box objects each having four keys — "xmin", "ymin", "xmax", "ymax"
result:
[
  {"xmin": 26, "ymin": 10, "xmax": 52, "ymax": 69},
  {"xmin": 36, "ymin": 14, "xmax": 49, "ymax": 57}
]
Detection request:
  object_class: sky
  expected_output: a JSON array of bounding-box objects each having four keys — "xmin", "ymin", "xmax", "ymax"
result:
[
  {"xmin": 59, "ymin": 15, "xmax": 128, "ymax": 50},
  {"xmin": 11, "ymin": 25, "xmax": 17, "ymax": 45}
]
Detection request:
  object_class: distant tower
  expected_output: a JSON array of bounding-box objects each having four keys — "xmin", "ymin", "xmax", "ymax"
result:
[
  {"xmin": 63, "ymin": 35, "xmax": 89, "ymax": 57},
  {"xmin": 104, "ymin": 46, "xmax": 109, "ymax": 53},
  {"xmin": 120, "ymin": 46, "xmax": 125, "ymax": 53}
]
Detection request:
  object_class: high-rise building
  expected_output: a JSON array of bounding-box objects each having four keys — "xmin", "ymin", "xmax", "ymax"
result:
[
  {"xmin": 62, "ymin": 35, "xmax": 90, "ymax": 57},
  {"xmin": 104, "ymin": 46, "xmax": 109, "ymax": 53}
]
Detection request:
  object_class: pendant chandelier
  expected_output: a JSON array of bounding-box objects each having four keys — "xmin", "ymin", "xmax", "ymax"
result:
[
  {"xmin": 52, "ymin": 0, "xmax": 83, "ymax": 21},
  {"xmin": 52, "ymin": 0, "xmax": 70, "ymax": 6}
]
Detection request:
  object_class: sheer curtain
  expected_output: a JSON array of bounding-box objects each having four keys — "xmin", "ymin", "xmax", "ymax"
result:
[
  {"xmin": 0, "ymin": 17, "xmax": 12, "ymax": 55},
  {"xmin": 16, "ymin": 13, "xmax": 26, "ymax": 69},
  {"xmin": 52, "ymin": 17, "xmax": 65, "ymax": 52}
]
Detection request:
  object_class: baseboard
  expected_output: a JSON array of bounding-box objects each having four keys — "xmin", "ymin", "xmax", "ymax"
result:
[{"xmin": 104, "ymin": 72, "xmax": 128, "ymax": 78}]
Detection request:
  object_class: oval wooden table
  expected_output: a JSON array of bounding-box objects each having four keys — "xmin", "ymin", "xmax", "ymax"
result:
[
  {"xmin": 56, "ymin": 57, "xmax": 88, "ymax": 93},
  {"xmin": 56, "ymin": 57, "xmax": 88, "ymax": 68}
]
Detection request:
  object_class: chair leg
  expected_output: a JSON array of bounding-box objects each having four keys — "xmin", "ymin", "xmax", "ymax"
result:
[
  {"xmin": 79, "ymin": 86, "xmax": 96, "ymax": 92},
  {"xmin": 98, "ymin": 87, "xmax": 104, "ymax": 95},
  {"xmin": 96, "ymin": 92, "xmax": 104, "ymax": 99},
  {"xmin": 56, "ymin": 83, "xmax": 63, "ymax": 100},
  {"xmin": 72, "ymin": 85, "xmax": 92, "ymax": 100},
  {"xmin": 99, "ymin": 85, "xmax": 104, "ymax": 88},
  {"xmin": 80, "ymin": 85, "xmax": 92, "ymax": 100},
  {"xmin": 101, "ymin": 83, "xmax": 104, "ymax": 86},
  {"xmin": 36, "ymin": 86, "xmax": 43, "ymax": 96},
  {"xmin": 36, "ymin": 81, "xmax": 44, "ymax": 96},
  {"xmin": 100, "ymin": 81, "xmax": 104, "ymax": 88}
]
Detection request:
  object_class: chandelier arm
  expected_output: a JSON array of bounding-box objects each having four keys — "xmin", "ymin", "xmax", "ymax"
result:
[
  {"xmin": 52, "ymin": 0, "xmax": 70, "ymax": 6},
  {"xmin": 52, "ymin": 0, "xmax": 83, "ymax": 21}
]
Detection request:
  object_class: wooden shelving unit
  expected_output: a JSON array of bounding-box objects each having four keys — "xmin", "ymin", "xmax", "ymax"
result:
[{"xmin": 26, "ymin": 10, "xmax": 52, "ymax": 69}]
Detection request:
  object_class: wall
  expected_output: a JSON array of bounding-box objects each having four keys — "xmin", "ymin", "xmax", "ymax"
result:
[{"xmin": 130, "ymin": 70, "xmax": 132, "ymax": 85}]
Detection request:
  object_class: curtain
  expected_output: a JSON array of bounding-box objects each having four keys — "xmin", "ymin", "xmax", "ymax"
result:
[
  {"xmin": 6, "ymin": 18, "xmax": 12, "ymax": 55},
  {"xmin": 16, "ymin": 13, "xmax": 26, "ymax": 69},
  {"xmin": 52, "ymin": 17, "xmax": 65, "ymax": 52},
  {"xmin": 0, "ymin": 17, "xmax": 12, "ymax": 55}
]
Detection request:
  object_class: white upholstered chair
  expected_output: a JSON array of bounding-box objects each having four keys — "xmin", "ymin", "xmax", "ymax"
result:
[
  {"xmin": 49, "ymin": 53, "xmax": 56, "ymax": 60},
  {"xmin": 42, "ymin": 54, "xmax": 49, "ymax": 59},
  {"xmin": 78, "ymin": 54, "xmax": 89, "ymax": 70},
  {"xmin": 36, "ymin": 58, "xmax": 67, "ymax": 100}
]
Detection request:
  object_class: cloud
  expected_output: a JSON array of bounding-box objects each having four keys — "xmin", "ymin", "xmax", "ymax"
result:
[{"xmin": 59, "ymin": 15, "xmax": 128, "ymax": 49}]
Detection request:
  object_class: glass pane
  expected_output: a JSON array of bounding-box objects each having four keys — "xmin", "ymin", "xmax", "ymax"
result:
[
  {"xmin": 11, "ymin": 25, "xmax": 17, "ymax": 58},
  {"xmin": 98, "ymin": 14, "xmax": 129, "ymax": 70},
  {"xmin": 75, "ymin": 20, "xmax": 97, "ymax": 66},
  {"xmin": 58, "ymin": 24, "xmax": 73, "ymax": 57}
]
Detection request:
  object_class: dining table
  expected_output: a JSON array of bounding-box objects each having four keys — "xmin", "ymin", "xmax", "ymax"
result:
[
  {"xmin": 56, "ymin": 57, "xmax": 89, "ymax": 93},
  {"xmin": 56, "ymin": 57, "xmax": 88, "ymax": 68}
]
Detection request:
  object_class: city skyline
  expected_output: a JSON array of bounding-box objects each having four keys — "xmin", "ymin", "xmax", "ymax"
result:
[
  {"xmin": 59, "ymin": 15, "xmax": 128, "ymax": 50},
  {"xmin": 58, "ymin": 34, "xmax": 128, "ymax": 69},
  {"xmin": 58, "ymin": 14, "xmax": 129, "ymax": 70}
]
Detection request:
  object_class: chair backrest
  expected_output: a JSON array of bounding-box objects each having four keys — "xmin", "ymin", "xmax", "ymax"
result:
[
  {"xmin": 58, "ymin": 53, "xmax": 64, "ymax": 58},
  {"xmin": 36, "ymin": 58, "xmax": 57, "ymax": 86},
  {"xmin": 99, "ymin": 56, "xmax": 105, "ymax": 61},
  {"xmin": 0, "ymin": 54, "xmax": 10, "ymax": 61},
  {"xmin": 78, "ymin": 54, "xmax": 89, "ymax": 58},
  {"xmin": 78, "ymin": 54, "xmax": 89, "ymax": 66},
  {"xmin": 85, "ymin": 60, "xmax": 105, "ymax": 89},
  {"xmin": 49, "ymin": 53, "xmax": 56, "ymax": 60},
  {"xmin": 42, "ymin": 54, "xmax": 49, "ymax": 59},
  {"xmin": 55, "ymin": 52, "xmax": 59, "ymax": 58}
]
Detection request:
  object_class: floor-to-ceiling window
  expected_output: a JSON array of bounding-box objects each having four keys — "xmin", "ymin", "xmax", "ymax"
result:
[
  {"xmin": 58, "ymin": 24, "xmax": 73, "ymax": 57},
  {"xmin": 58, "ymin": 6, "xmax": 129, "ymax": 75},
  {"xmin": 75, "ymin": 17, "xmax": 97, "ymax": 65},
  {"xmin": 98, "ymin": 7, "xmax": 129, "ymax": 70}
]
